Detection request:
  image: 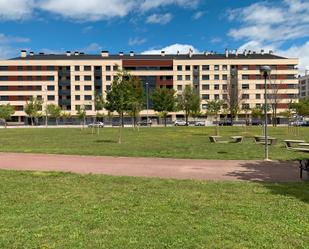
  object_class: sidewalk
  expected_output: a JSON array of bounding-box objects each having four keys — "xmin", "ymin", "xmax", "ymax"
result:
[{"xmin": 0, "ymin": 153, "xmax": 301, "ymax": 182}]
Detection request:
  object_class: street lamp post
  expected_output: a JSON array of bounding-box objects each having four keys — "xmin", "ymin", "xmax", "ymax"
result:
[
  {"xmin": 260, "ymin": 66, "xmax": 271, "ymax": 161},
  {"xmin": 146, "ymin": 82, "xmax": 149, "ymax": 126}
]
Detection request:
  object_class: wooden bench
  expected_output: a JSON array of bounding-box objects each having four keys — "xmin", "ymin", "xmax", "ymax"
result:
[
  {"xmin": 209, "ymin": 136, "xmax": 243, "ymax": 144},
  {"xmin": 209, "ymin": 136, "xmax": 228, "ymax": 143},
  {"xmin": 284, "ymin": 140, "xmax": 306, "ymax": 149},
  {"xmin": 230, "ymin": 136, "xmax": 244, "ymax": 143},
  {"xmin": 254, "ymin": 136, "xmax": 277, "ymax": 145}
]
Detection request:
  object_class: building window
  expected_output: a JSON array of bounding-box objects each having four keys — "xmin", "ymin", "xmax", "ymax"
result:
[
  {"xmin": 84, "ymin": 75, "xmax": 92, "ymax": 81},
  {"xmin": 214, "ymin": 75, "xmax": 219, "ymax": 80},
  {"xmin": 202, "ymin": 65, "xmax": 209, "ymax": 71},
  {"xmin": 256, "ymin": 94, "xmax": 261, "ymax": 99},
  {"xmin": 177, "ymin": 85, "xmax": 182, "ymax": 91},
  {"xmin": 84, "ymin": 95, "xmax": 92, "ymax": 101},
  {"xmin": 47, "ymin": 95, "xmax": 55, "ymax": 101},
  {"xmin": 214, "ymin": 65, "xmax": 219, "ymax": 71},
  {"xmin": 222, "ymin": 74, "xmax": 227, "ymax": 80},
  {"xmin": 214, "ymin": 94, "xmax": 220, "ymax": 100},
  {"xmin": 202, "ymin": 84, "xmax": 209, "ymax": 90},
  {"xmin": 242, "ymin": 75, "xmax": 249, "ymax": 80},
  {"xmin": 202, "ymin": 75, "xmax": 209, "ymax": 80},
  {"xmin": 75, "ymin": 95, "xmax": 80, "ymax": 100},
  {"xmin": 202, "ymin": 104, "xmax": 208, "ymax": 110},
  {"xmin": 177, "ymin": 75, "xmax": 182, "ymax": 81},
  {"xmin": 222, "ymin": 65, "xmax": 228, "ymax": 71},
  {"xmin": 202, "ymin": 94, "xmax": 209, "ymax": 100},
  {"xmin": 242, "ymin": 104, "xmax": 250, "ymax": 109},
  {"xmin": 84, "ymin": 66, "xmax": 91, "ymax": 71},
  {"xmin": 256, "ymin": 75, "xmax": 261, "ymax": 80},
  {"xmin": 75, "ymin": 76, "xmax": 80, "ymax": 81},
  {"xmin": 242, "ymin": 65, "xmax": 249, "ymax": 70},
  {"xmin": 106, "ymin": 65, "xmax": 111, "ymax": 71},
  {"xmin": 106, "ymin": 75, "xmax": 111, "ymax": 81},
  {"xmin": 222, "ymin": 84, "xmax": 227, "ymax": 90},
  {"xmin": 256, "ymin": 84, "xmax": 262, "ymax": 89},
  {"xmin": 185, "ymin": 65, "xmax": 190, "ymax": 71},
  {"xmin": 47, "ymin": 85, "xmax": 54, "ymax": 91},
  {"xmin": 84, "ymin": 85, "xmax": 92, "ymax": 91},
  {"xmin": 242, "ymin": 84, "xmax": 249, "ymax": 89},
  {"xmin": 113, "ymin": 65, "xmax": 118, "ymax": 71},
  {"xmin": 223, "ymin": 94, "xmax": 227, "ymax": 100},
  {"xmin": 185, "ymin": 75, "xmax": 191, "ymax": 81},
  {"xmin": 242, "ymin": 94, "xmax": 250, "ymax": 99},
  {"xmin": 75, "ymin": 85, "xmax": 80, "ymax": 91},
  {"xmin": 214, "ymin": 84, "xmax": 219, "ymax": 90},
  {"xmin": 287, "ymin": 84, "xmax": 296, "ymax": 89},
  {"xmin": 106, "ymin": 85, "xmax": 111, "ymax": 91},
  {"xmin": 255, "ymin": 65, "xmax": 261, "ymax": 71},
  {"xmin": 256, "ymin": 104, "xmax": 261, "ymax": 108},
  {"xmin": 75, "ymin": 66, "xmax": 80, "ymax": 71},
  {"xmin": 85, "ymin": 105, "xmax": 92, "ymax": 110},
  {"xmin": 177, "ymin": 65, "xmax": 182, "ymax": 71},
  {"xmin": 0, "ymin": 96, "xmax": 9, "ymax": 101}
]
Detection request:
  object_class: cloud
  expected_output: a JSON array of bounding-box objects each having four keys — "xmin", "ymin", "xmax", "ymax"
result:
[
  {"xmin": 142, "ymin": 43, "xmax": 200, "ymax": 54},
  {"xmin": 192, "ymin": 11, "xmax": 204, "ymax": 20},
  {"xmin": 278, "ymin": 41, "xmax": 309, "ymax": 75},
  {"xmin": 81, "ymin": 42, "xmax": 102, "ymax": 53},
  {"xmin": 146, "ymin": 13, "xmax": 172, "ymax": 24},
  {"xmin": 128, "ymin": 37, "xmax": 147, "ymax": 46},
  {"xmin": 0, "ymin": 0, "xmax": 34, "ymax": 21},
  {"xmin": 140, "ymin": 0, "xmax": 199, "ymax": 11},
  {"xmin": 210, "ymin": 37, "xmax": 222, "ymax": 44},
  {"xmin": 81, "ymin": 26, "xmax": 93, "ymax": 34},
  {"xmin": 0, "ymin": 33, "xmax": 30, "ymax": 59}
]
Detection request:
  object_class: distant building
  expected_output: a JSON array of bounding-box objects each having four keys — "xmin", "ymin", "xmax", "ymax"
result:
[
  {"xmin": 0, "ymin": 49, "xmax": 299, "ymax": 124},
  {"xmin": 299, "ymin": 71, "xmax": 309, "ymax": 98}
]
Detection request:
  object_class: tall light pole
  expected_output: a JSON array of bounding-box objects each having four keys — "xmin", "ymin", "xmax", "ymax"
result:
[
  {"xmin": 146, "ymin": 82, "xmax": 149, "ymax": 125},
  {"xmin": 260, "ymin": 66, "xmax": 271, "ymax": 161}
]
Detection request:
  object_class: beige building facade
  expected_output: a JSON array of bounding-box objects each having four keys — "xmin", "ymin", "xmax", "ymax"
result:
[{"xmin": 0, "ymin": 50, "xmax": 298, "ymax": 124}]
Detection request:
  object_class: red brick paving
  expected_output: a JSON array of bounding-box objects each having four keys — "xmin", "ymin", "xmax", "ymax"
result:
[{"xmin": 0, "ymin": 153, "xmax": 301, "ymax": 182}]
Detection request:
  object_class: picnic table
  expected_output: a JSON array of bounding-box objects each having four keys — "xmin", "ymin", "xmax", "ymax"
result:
[
  {"xmin": 286, "ymin": 144, "xmax": 309, "ymax": 179},
  {"xmin": 254, "ymin": 136, "xmax": 277, "ymax": 145},
  {"xmin": 284, "ymin": 139, "xmax": 306, "ymax": 149},
  {"xmin": 209, "ymin": 136, "xmax": 243, "ymax": 144}
]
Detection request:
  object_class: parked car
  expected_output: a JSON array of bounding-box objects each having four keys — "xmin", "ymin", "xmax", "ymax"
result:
[
  {"xmin": 174, "ymin": 120, "xmax": 188, "ymax": 126},
  {"xmin": 88, "ymin": 122, "xmax": 104, "ymax": 128},
  {"xmin": 219, "ymin": 120, "xmax": 232, "ymax": 126},
  {"xmin": 194, "ymin": 120, "xmax": 205, "ymax": 126},
  {"xmin": 251, "ymin": 120, "xmax": 263, "ymax": 126},
  {"xmin": 300, "ymin": 121, "xmax": 309, "ymax": 127},
  {"xmin": 137, "ymin": 119, "xmax": 152, "ymax": 126}
]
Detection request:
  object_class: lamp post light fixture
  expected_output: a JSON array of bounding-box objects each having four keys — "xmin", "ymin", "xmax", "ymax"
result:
[
  {"xmin": 260, "ymin": 65, "xmax": 271, "ymax": 161},
  {"xmin": 146, "ymin": 82, "xmax": 149, "ymax": 126}
]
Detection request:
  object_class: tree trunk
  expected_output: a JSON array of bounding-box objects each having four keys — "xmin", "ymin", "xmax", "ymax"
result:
[
  {"xmin": 45, "ymin": 116, "xmax": 48, "ymax": 128},
  {"xmin": 4, "ymin": 120, "xmax": 7, "ymax": 128},
  {"xmin": 31, "ymin": 117, "xmax": 34, "ymax": 126},
  {"xmin": 121, "ymin": 112, "xmax": 124, "ymax": 127},
  {"xmin": 56, "ymin": 118, "xmax": 58, "ymax": 126},
  {"xmin": 118, "ymin": 118, "xmax": 122, "ymax": 144},
  {"xmin": 164, "ymin": 116, "xmax": 167, "ymax": 127}
]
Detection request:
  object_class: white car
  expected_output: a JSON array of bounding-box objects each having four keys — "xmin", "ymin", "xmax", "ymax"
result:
[
  {"xmin": 194, "ymin": 121, "xmax": 205, "ymax": 126},
  {"xmin": 174, "ymin": 120, "xmax": 188, "ymax": 126},
  {"xmin": 88, "ymin": 122, "xmax": 104, "ymax": 128}
]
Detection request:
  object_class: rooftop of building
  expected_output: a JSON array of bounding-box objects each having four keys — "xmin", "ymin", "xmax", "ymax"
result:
[{"xmin": 10, "ymin": 50, "xmax": 289, "ymax": 61}]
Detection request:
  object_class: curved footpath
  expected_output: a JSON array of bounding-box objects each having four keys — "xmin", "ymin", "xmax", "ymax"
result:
[{"xmin": 0, "ymin": 153, "xmax": 302, "ymax": 182}]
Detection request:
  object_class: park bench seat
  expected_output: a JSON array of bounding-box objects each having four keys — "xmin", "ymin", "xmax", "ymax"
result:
[
  {"xmin": 230, "ymin": 136, "xmax": 243, "ymax": 143},
  {"xmin": 209, "ymin": 136, "xmax": 243, "ymax": 144},
  {"xmin": 254, "ymin": 136, "xmax": 277, "ymax": 145},
  {"xmin": 284, "ymin": 139, "xmax": 306, "ymax": 149}
]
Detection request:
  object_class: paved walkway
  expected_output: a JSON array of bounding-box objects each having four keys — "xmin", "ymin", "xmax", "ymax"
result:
[{"xmin": 0, "ymin": 153, "xmax": 302, "ymax": 182}]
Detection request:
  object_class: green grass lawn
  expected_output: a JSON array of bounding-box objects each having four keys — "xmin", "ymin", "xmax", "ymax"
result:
[
  {"xmin": 0, "ymin": 126, "xmax": 309, "ymax": 160},
  {"xmin": 0, "ymin": 170, "xmax": 308, "ymax": 249}
]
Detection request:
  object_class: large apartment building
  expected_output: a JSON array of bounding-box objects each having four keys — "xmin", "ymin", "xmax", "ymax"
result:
[
  {"xmin": 299, "ymin": 72, "xmax": 309, "ymax": 99},
  {"xmin": 0, "ymin": 49, "xmax": 298, "ymax": 124}
]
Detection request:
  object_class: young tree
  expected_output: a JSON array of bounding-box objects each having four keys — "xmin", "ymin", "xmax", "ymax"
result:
[
  {"xmin": 177, "ymin": 85, "xmax": 200, "ymax": 124},
  {"xmin": 24, "ymin": 97, "xmax": 43, "ymax": 126},
  {"xmin": 94, "ymin": 92, "xmax": 104, "ymax": 135},
  {"xmin": 223, "ymin": 73, "xmax": 242, "ymax": 125},
  {"xmin": 207, "ymin": 100, "xmax": 224, "ymax": 135},
  {"xmin": 45, "ymin": 104, "xmax": 62, "ymax": 126},
  {"xmin": 242, "ymin": 104, "xmax": 251, "ymax": 126},
  {"xmin": 105, "ymin": 70, "xmax": 132, "ymax": 143},
  {"xmin": 151, "ymin": 87, "xmax": 177, "ymax": 127},
  {"xmin": 76, "ymin": 105, "xmax": 86, "ymax": 130},
  {"xmin": 290, "ymin": 97, "xmax": 309, "ymax": 117},
  {"xmin": 268, "ymin": 79, "xmax": 285, "ymax": 127},
  {"xmin": 0, "ymin": 104, "xmax": 15, "ymax": 128},
  {"xmin": 127, "ymin": 77, "xmax": 144, "ymax": 128}
]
